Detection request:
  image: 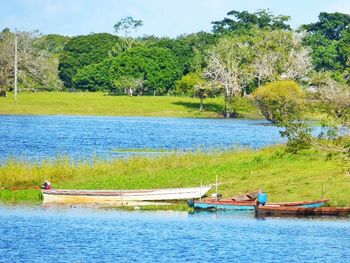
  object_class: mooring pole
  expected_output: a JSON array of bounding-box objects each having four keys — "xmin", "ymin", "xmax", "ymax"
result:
[
  {"xmin": 215, "ymin": 175, "xmax": 218, "ymax": 200},
  {"xmin": 14, "ymin": 35, "xmax": 18, "ymax": 100}
]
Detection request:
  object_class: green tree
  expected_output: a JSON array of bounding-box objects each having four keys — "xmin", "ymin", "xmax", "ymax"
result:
[
  {"xmin": 253, "ymin": 80, "xmax": 305, "ymax": 123},
  {"xmin": 175, "ymin": 72, "xmax": 204, "ymax": 95},
  {"xmin": 302, "ymin": 12, "xmax": 350, "ymax": 41},
  {"xmin": 175, "ymin": 72, "xmax": 215, "ymax": 110},
  {"xmin": 302, "ymin": 12, "xmax": 350, "ymax": 80},
  {"xmin": 109, "ymin": 46, "xmax": 182, "ymax": 95},
  {"xmin": 58, "ymin": 33, "xmax": 118, "ymax": 88},
  {"xmin": 34, "ymin": 34, "xmax": 70, "ymax": 54},
  {"xmin": 72, "ymin": 58, "xmax": 113, "ymax": 91},
  {"xmin": 142, "ymin": 32, "xmax": 216, "ymax": 76},
  {"xmin": 253, "ymin": 81, "xmax": 311, "ymax": 153},
  {"xmin": 212, "ymin": 9, "xmax": 291, "ymax": 34}
]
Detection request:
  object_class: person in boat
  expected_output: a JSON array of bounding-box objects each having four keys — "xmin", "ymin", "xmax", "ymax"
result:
[{"xmin": 41, "ymin": 180, "xmax": 52, "ymax": 190}]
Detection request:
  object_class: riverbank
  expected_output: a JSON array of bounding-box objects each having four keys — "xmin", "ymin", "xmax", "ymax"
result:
[
  {"xmin": 1, "ymin": 146, "xmax": 349, "ymax": 208},
  {"xmin": 0, "ymin": 92, "xmax": 261, "ymax": 118}
]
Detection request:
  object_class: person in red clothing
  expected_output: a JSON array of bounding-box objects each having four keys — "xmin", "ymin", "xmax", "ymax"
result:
[{"xmin": 41, "ymin": 180, "xmax": 52, "ymax": 190}]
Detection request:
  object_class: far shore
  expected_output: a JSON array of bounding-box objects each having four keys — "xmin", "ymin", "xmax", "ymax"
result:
[{"xmin": 0, "ymin": 92, "xmax": 262, "ymax": 119}]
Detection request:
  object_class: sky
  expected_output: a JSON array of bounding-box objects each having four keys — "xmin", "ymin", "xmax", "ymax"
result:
[{"xmin": 1, "ymin": 0, "xmax": 350, "ymax": 37}]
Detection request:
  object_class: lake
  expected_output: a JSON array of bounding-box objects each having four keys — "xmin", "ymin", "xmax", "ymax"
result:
[
  {"xmin": 0, "ymin": 205, "xmax": 349, "ymax": 263},
  {"xmin": 0, "ymin": 115, "xmax": 283, "ymax": 162}
]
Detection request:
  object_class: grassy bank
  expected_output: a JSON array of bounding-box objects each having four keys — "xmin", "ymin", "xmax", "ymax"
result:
[
  {"xmin": 0, "ymin": 92, "xmax": 261, "ymax": 118},
  {"xmin": 1, "ymin": 146, "xmax": 349, "ymax": 207}
]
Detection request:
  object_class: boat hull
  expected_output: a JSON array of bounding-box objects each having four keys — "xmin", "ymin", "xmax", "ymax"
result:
[
  {"xmin": 256, "ymin": 206, "xmax": 350, "ymax": 217},
  {"xmin": 192, "ymin": 200, "xmax": 256, "ymax": 211},
  {"xmin": 190, "ymin": 199, "xmax": 328, "ymax": 211},
  {"xmin": 42, "ymin": 186, "xmax": 212, "ymax": 204}
]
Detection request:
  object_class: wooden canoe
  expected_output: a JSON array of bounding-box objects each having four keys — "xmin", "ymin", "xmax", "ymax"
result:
[
  {"xmin": 189, "ymin": 199, "xmax": 328, "ymax": 211},
  {"xmin": 42, "ymin": 185, "xmax": 212, "ymax": 204},
  {"xmin": 230, "ymin": 190, "xmax": 259, "ymax": 201},
  {"xmin": 255, "ymin": 205, "xmax": 350, "ymax": 217}
]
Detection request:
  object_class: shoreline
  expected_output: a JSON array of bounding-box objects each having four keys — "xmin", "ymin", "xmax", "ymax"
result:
[
  {"xmin": 0, "ymin": 92, "xmax": 262, "ymax": 119},
  {"xmin": 1, "ymin": 146, "xmax": 349, "ymax": 208}
]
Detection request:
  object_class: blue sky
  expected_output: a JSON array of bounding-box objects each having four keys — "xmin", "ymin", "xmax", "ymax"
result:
[{"xmin": 1, "ymin": 0, "xmax": 350, "ymax": 37}]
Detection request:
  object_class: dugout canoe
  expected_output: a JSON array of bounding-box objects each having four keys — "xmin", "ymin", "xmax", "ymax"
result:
[
  {"xmin": 255, "ymin": 205, "xmax": 350, "ymax": 217},
  {"xmin": 42, "ymin": 185, "xmax": 212, "ymax": 204},
  {"xmin": 188, "ymin": 199, "xmax": 328, "ymax": 211}
]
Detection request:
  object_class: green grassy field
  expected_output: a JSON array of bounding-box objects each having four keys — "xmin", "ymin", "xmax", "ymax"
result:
[
  {"xmin": 0, "ymin": 92, "xmax": 261, "ymax": 118},
  {"xmin": 1, "ymin": 146, "xmax": 349, "ymax": 207}
]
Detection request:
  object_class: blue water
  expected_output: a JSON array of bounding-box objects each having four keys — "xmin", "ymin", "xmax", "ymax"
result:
[
  {"xmin": 0, "ymin": 205, "xmax": 349, "ymax": 263},
  {"xmin": 0, "ymin": 115, "xmax": 284, "ymax": 162}
]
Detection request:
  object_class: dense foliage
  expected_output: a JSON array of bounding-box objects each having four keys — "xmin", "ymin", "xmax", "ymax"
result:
[
  {"xmin": 58, "ymin": 33, "xmax": 119, "ymax": 88},
  {"xmin": 253, "ymin": 81, "xmax": 305, "ymax": 123},
  {"xmin": 212, "ymin": 9, "xmax": 291, "ymax": 34},
  {"xmin": 109, "ymin": 46, "xmax": 182, "ymax": 95},
  {"xmin": 253, "ymin": 81, "xmax": 312, "ymax": 153},
  {"xmin": 302, "ymin": 12, "xmax": 350, "ymax": 82},
  {"xmin": 72, "ymin": 58, "xmax": 113, "ymax": 92}
]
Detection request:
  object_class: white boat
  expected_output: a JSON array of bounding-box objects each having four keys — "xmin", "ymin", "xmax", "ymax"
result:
[{"xmin": 42, "ymin": 185, "xmax": 212, "ymax": 205}]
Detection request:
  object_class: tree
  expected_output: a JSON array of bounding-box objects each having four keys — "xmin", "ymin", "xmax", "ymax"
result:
[
  {"xmin": 302, "ymin": 12, "xmax": 350, "ymax": 41},
  {"xmin": 282, "ymin": 33, "xmax": 313, "ymax": 81},
  {"xmin": 308, "ymin": 78, "xmax": 350, "ymax": 172},
  {"xmin": 109, "ymin": 46, "xmax": 182, "ymax": 95},
  {"xmin": 212, "ymin": 9, "xmax": 291, "ymax": 34},
  {"xmin": 58, "ymin": 33, "xmax": 118, "ymax": 88},
  {"xmin": 193, "ymin": 84, "xmax": 217, "ymax": 111},
  {"xmin": 114, "ymin": 17, "xmax": 143, "ymax": 37},
  {"xmin": 175, "ymin": 72, "xmax": 204, "ymax": 95},
  {"xmin": 204, "ymin": 30, "xmax": 312, "ymax": 109},
  {"xmin": 0, "ymin": 30, "xmax": 61, "ymax": 92},
  {"xmin": 253, "ymin": 81, "xmax": 311, "ymax": 153},
  {"xmin": 204, "ymin": 35, "xmax": 254, "ymax": 115},
  {"xmin": 34, "ymin": 34, "xmax": 69, "ymax": 54},
  {"xmin": 114, "ymin": 76, "xmax": 144, "ymax": 96},
  {"xmin": 0, "ymin": 30, "xmax": 15, "ymax": 91},
  {"xmin": 302, "ymin": 12, "xmax": 350, "ymax": 80},
  {"xmin": 253, "ymin": 81, "xmax": 306, "ymax": 123},
  {"xmin": 72, "ymin": 58, "xmax": 113, "ymax": 91},
  {"xmin": 175, "ymin": 72, "xmax": 215, "ymax": 110},
  {"xmin": 114, "ymin": 17, "xmax": 143, "ymax": 51},
  {"xmin": 317, "ymin": 79, "xmax": 350, "ymax": 128},
  {"xmin": 142, "ymin": 32, "xmax": 217, "ymax": 75}
]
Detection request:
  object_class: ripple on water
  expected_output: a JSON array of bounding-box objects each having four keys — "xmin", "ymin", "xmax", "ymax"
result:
[
  {"xmin": 0, "ymin": 115, "xmax": 284, "ymax": 162},
  {"xmin": 0, "ymin": 205, "xmax": 349, "ymax": 262}
]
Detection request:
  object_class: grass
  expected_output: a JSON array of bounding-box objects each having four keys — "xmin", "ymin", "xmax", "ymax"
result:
[
  {"xmin": 1, "ymin": 146, "xmax": 349, "ymax": 207},
  {"xmin": 111, "ymin": 148, "xmax": 175, "ymax": 153},
  {"xmin": 0, "ymin": 92, "xmax": 262, "ymax": 118}
]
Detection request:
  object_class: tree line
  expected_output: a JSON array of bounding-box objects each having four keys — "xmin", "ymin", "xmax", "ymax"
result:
[{"xmin": 0, "ymin": 10, "xmax": 349, "ymax": 95}]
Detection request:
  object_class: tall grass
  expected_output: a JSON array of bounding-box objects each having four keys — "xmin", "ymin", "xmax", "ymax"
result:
[
  {"xmin": 0, "ymin": 92, "xmax": 262, "ymax": 118},
  {"xmin": 1, "ymin": 146, "xmax": 349, "ymax": 206}
]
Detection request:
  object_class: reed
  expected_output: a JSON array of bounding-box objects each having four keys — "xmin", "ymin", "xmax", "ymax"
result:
[{"xmin": 1, "ymin": 146, "xmax": 349, "ymax": 207}]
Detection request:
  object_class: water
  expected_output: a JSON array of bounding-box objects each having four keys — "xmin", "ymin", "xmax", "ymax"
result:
[
  {"xmin": 0, "ymin": 205, "xmax": 349, "ymax": 263},
  {"xmin": 0, "ymin": 115, "xmax": 284, "ymax": 162}
]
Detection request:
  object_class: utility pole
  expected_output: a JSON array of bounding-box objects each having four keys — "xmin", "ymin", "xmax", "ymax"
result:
[{"xmin": 14, "ymin": 35, "xmax": 18, "ymax": 100}]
